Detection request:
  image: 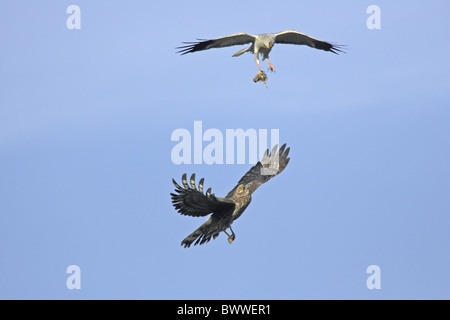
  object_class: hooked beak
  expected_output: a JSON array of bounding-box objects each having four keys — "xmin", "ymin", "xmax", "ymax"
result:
[{"xmin": 265, "ymin": 44, "xmax": 270, "ymax": 49}]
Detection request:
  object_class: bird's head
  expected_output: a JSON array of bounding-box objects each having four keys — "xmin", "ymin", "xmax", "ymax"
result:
[
  {"xmin": 236, "ymin": 184, "xmax": 249, "ymax": 197},
  {"xmin": 265, "ymin": 40, "xmax": 273, "ymax": 49}
]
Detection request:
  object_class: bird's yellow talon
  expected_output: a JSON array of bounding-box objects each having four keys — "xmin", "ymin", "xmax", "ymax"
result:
[{"xmin": 228, "ymin": 238, "xmax": 233, "ymax": 244}]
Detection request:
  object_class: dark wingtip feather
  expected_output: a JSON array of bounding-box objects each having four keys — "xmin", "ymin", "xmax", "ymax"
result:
[
  {"xmin": 175, "ymin": 39, "xmax": 214, "ymax": 55},
  {"xmin": 283, "ymin": 147, "xmax": 291, "ymax": 158},
  {"xmin": 328, "ymin": 43, "xmax": 347, "ymax": 54},
  {"xmin": 279, "ymin": 144, "xmax": 286, "ymax": 155},
  {"xmin": 284, "ymin": 158, "xmax": 291, "ymax": 167},
  {"xmin": 172, "ymin": 178, "xmax": 182, "ymax": 189}
]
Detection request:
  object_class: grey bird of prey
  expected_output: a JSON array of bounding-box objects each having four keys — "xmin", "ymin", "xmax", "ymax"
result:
[
  {"xmin": 177, "ymin": 30, "xmax": 344, "ymax": 77},
  {"xmin": 171, "ymin": 144, "xmax": 290, "ymax": 248}
]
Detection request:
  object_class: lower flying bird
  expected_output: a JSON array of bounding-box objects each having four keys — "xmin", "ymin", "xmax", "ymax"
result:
[
  {"xmin": 171, "ymin": 144, "xmax": 290, "ymax": 248},
  {"xmin": 177, "ymin": 30, "xmax": 344, "ymax": 78}
]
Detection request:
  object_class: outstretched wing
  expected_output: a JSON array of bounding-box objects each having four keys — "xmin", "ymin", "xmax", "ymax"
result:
[
  {"xmin": 274, "ymin": 30, "xmax": 345, "ymax": 54},
  {"xmin": 171, "ymin": 173, "xmax": 235, "ymax": 217},
  {"xmin": 176, "ymin": 32, "xmax": 256, "ymax": 55},
  {"xmin": 228, "ymin": 144, "xmax": 290, "ymax": 196}
]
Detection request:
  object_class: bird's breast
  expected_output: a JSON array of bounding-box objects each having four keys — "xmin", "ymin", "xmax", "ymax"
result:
[
  {"xmin": 258, "ymin": 47, "xmax": 271, "ymax": 58},
  {"xmin": 232, "ymin": 196, "xmax": 251, "ymax": 221}
]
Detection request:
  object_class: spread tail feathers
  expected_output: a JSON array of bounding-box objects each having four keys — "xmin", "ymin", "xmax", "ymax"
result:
[{"xmin": 181, "ymin": 218, "xmax": 221, "ymax": 248}]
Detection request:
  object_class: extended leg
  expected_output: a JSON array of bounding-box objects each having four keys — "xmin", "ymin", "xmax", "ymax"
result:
[
  {"xmin": 224, "ymin": 227, "xmax": 236, "ymax": 244},
  {"xmin": 266, "ymin": 59, "xmax": 275, "ymax": 72},
  {"xmin": 253, "ymin": 54, "xmax": 268, "ymax": 84},
  {"xmin": 257, "ymin": 61, "xmax": 264, "ymax": 77},
  {"xmin": 255, "ymin": 53, "xmax": 264, "ymax": 77}
]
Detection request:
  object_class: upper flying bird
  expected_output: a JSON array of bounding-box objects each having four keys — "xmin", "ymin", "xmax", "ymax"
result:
[
  {"xmin": 177, "ymin": 30, "xmax": 344, "ymax": 78},
  {"xmin": 171, "ymin": 144, "xmax": 290, "ymax": 248}
]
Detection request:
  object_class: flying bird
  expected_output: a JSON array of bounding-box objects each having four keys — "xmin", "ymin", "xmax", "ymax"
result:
[
  {"xmin": 171, "ymin": 144, "xmax": 290, "ymax": 248},
  {"xmin": 177, "ymin": 30, "xmax": 344, "ymax": 77}
]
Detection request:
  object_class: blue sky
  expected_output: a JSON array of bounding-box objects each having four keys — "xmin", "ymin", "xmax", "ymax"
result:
[{"xmin": 0, "ymin": 1, "xmax": 449, "ymax": 299}]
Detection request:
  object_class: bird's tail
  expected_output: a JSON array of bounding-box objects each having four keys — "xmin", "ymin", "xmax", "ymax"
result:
[
  {"xmin": 181, "ymin": 218, "xmax": 221, "ymax": 248},
  {"xmin": 181, "ymin": 228, "xmax": 203, "ymax": 248},
  {"xmin": 232, "ymin": 45, "xmax": 252, "ymax": 57}
]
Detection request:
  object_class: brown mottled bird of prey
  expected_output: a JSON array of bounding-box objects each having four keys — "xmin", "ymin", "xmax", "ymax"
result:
[
  {"xmin": 171, "ymin": 144, "xmax": 290, "ymax": 248},
  {"xmin": 177, "ymin": 30, "xmax": 344, "ymax": 77}
]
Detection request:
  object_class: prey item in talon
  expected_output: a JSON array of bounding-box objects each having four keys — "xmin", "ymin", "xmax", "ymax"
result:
[{"xmin": 253, "ymin": 70, "xmax": 268, "ymax": 83}]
